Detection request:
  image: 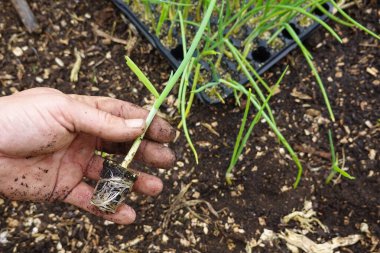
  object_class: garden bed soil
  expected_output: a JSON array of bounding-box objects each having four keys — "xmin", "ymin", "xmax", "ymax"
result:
[{"xmin": 0, "ymin": 1, "xmax": 379, "ymax": 252}]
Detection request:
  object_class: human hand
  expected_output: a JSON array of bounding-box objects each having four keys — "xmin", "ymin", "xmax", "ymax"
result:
[{"xmin": 0, "ymin": 88, "xmax": 176, "ymax": 224}]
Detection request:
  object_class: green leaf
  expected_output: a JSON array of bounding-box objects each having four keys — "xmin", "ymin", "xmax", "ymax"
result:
[{"xmin": 125, "ymin": 56, "xmax": 160, "ymax": 99}]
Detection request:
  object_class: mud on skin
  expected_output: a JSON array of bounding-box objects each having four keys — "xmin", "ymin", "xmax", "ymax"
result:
[{"xmin": 0, "ymin": 0, "xmax": 378, "ymax": 252}]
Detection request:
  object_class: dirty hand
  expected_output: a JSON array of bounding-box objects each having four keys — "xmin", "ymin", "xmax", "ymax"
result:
[{"xmin": 0, "ymin": 88, "xmax": 176, "ymax": 224}]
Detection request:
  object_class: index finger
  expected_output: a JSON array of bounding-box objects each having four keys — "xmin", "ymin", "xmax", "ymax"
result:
[{"xmin": 69, "ymin": 95, "xmax": 176, "ymax": 143}]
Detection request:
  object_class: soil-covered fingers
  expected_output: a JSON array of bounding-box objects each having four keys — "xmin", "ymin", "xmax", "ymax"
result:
[
  {"xmin": 70, "ymin": 95, "xmax": 176, "ymax": 143},
  {"xmin": 132, "ymin": 172, "xmax": 163, "ymax": 196},
  {"xmin": 63, "ymin": 182, "xmax": 136, "ymax": 225},
  {"xmin": 85, "ymin": 156, "xmax": 163, "ymax": 196},
  {"xmin": 99, "ymin": 139, "xmax": 176, "ymax": 168},
  {"xmin": 66, "ymin": 99, "xmax": 145, "ymax": 142}
]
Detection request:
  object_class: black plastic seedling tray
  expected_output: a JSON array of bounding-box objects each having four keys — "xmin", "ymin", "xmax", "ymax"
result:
[{"xmin": 111, "ymin": 0, "xmax": 333, "ymax": 104}]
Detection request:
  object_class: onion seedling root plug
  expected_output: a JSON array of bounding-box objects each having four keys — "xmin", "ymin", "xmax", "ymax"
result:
[
  {"xmin": 90, "ymin": 160, "xmax": 137, "ymax": 213},
  {"xmin": 90, "ymin": 0, "xmax": 217, "ymax": 213}
]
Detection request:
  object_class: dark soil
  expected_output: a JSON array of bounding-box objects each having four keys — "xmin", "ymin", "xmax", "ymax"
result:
[{"xmin": 0, "ymin": 1, "xmax": 379, "ymax": 252}]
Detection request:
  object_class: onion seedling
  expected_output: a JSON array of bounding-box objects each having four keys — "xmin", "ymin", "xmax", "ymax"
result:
[
  {"xmin": 115, "ymin": 0, "xmax": 378, "ymax": 190},
  {"xmin": 325, "ymin": 129, "xmax": 354, "ymax": 184},
  {"xmin": 90, "ymin": 0, "xmax": 217, "ymax": 213},
  {"xmin": 284, "ymin": 23, "xmax": 335, "ymax": 122},
  {"xmin": 226, "ymin": 66, "xmax": 288, "ymax": 184}
]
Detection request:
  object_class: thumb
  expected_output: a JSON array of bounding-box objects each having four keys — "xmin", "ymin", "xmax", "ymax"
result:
[{"xmin": 67, "ymin": 100, "xmax": 145, "ymax": 142}]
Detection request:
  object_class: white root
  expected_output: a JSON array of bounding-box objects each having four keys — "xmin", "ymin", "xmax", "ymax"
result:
[{"xmin": 90, "ymin": 168, "xmax": 136, "ymax": 213}]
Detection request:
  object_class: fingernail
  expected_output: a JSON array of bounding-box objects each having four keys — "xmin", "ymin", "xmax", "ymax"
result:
[{"xmin": 125, "ymin": 119, "xmax": 145, "ymax": 129}]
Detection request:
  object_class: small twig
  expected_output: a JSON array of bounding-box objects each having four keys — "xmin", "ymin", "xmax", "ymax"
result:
[
  {"xmin": 294, "ymin": 144, "xmax": 331, "ymax": 160},
  {"xmin": 125, "ymin": 36, "xmax": 137, "ymax": 56},
  {"xmin": 11, "ymin": 0, "xmax": 40, "ymax": 33},
  {"xmin": 201, "ymin": 123, "xmax": 220, "ymax": 137},
  {"xmin": 70, "ymin": 48, "xmax": 82, "ymax": 83},
  {"xmin": 339, "ymin": 0, "xmax": 365, "ymax": 10},
  {"xmin": 162, "ymin": 181, "xmax": 219, "ymax": 229},
  {"xmin": 91, "ymin": 23, "xmax": 130, "ymax": 45},
  {"xmin": 124, "ymin": 235, "xmax": 144, "ymax": 248}
]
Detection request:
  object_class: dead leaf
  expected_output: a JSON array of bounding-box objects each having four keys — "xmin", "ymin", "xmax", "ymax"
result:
[
  {"xmin": 282, "ymin": 201, "xmax": 329, "ymax": 233},
  {"xmin": 280, "ymin": 230, "xmax": 362, "ymax": 253}
]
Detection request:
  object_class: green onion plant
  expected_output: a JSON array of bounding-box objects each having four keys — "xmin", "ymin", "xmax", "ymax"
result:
[
  {"xmin": 123, "ymin": 0, "xmax": 379, "ymax": 186},
  {"xmin": 325, "ymin": 129, "xmax": 354, "ymax": 184},
  {"xmin": 121, "ymin": 0, "xmax": 217, "ymax": 170}
]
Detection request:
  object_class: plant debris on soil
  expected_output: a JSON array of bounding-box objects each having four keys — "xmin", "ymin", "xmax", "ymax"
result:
[{"xmin": 0, "ymin": 1, "xmax": 379, "ymax": 252}]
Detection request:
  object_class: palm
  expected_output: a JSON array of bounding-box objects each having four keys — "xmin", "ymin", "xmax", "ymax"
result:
[
  {"xmin": 0, "ymin": 133, "xmax": 96, "ymax": 201},
  {"xmin": 46, "ymin": 133, "xmax": 99, "ymax": 201}
]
